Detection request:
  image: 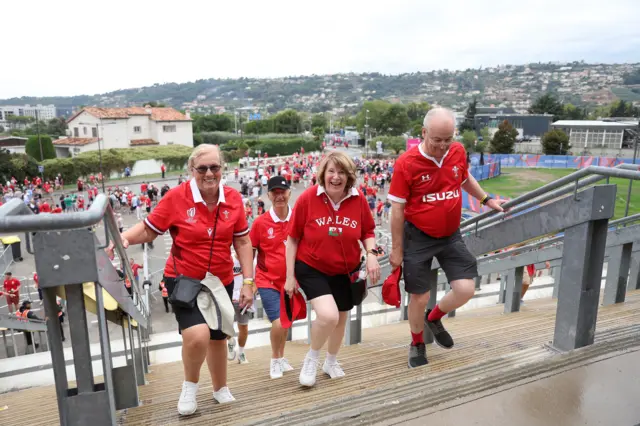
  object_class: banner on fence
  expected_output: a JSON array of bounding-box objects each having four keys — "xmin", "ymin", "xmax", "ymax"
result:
[
  {"xmin": 470, "ymin": 153, "xmax": 640, "ymax": 170},
  {"xmin": 406, "ymin": 138, "xmax": 420, "ymax": 151}
]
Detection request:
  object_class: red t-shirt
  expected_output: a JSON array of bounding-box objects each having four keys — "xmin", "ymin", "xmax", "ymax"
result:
[
  {"xmin": 388, "ymin": 142, "xmax": 469, "ymax": 238},
  {"xmin": 526, "ymin": 264, "xmax": 535, "ymax": 277},
  {"xmin": 52, "ymin": 207, "xmax": 62, "ymax": 213},
  {"xmin": 132, "ymin": 263, "xmax": 143, "ymax": 278},
  {"xmin": 288, "ymin": 185, "xmax": 375, "ymax": 276},
  {"xmin": 141, "ymin": 184, "xmax": 148, "ymax": 193},
  {"xmin": 3, "ymin": 278, "xmax": 20, "ymax": 293},
  {"xmin": 145, "ymin": 180, "xmax": 248, "ymax": 285},
  {"xmin": 40, "ymin": 202, "xmax": 51, "ymax": 213},
  {"xmin": 250, "ymin": 207, "xmax": 292, "ymax": 291}
]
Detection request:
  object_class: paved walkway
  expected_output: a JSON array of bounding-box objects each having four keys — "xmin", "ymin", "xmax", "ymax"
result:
[{"xmin": 2, "ymin": 291, "xmax": 638, "ymax": 425}]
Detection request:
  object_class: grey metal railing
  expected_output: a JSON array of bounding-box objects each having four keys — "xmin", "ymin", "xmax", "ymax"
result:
[
  {"xmin": 0, "ymin": 194, "xmax": 150, "ymax": 426},
  {"xmin": 0, "ymin": 244, "xmax": 13, "ymax": 275},
  {"xmin": 460, "ymin": 164, "xmax": 640, "ymax": 234}
]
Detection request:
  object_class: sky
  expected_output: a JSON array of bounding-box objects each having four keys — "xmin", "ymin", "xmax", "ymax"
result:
[{"xmin": 2, "ymin": 0, "xmax": 640, "ymax": 99}]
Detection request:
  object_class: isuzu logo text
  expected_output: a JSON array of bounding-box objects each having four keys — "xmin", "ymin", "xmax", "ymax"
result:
[{"xmin": 422, "ymin": 190, "xmax": 460, "ymax": 203}]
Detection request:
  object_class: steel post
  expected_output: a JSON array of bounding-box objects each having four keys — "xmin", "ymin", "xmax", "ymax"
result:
[
  {"xmin": 498, "ymin": 273, "xmax": 507, "ymax": 304},
  {"xmin": 504, "ymin": 266, "xmax": 524, "ymax": 313},
  {"xmin": 423, "ymin": 269, "xmax": 438, "ymax": 344},
  {"xmin": 552, "ymin": 263, "xmax": 562, "ymax": 299},
  {"xmin": 627, "ymin": 252, "xmax": 640, "ymax": 291},
  {"xmin": 127, "ymin": 318, "xmax": 144, "ymax": 387},
  {"xmin": 66, "ymin": 284, "xmax": 95, "ymax": 393},
  {"xmin": 474, "ymin": 276, "xmax": 482, "ymax": 290},
  {"xmin": 554, "ymin": 219, "xmax": 609, "ymax": 351},
  {"xmin": 94, "ymin": 283, "xmax": 116, "ymax": 423},
  {"xmin": 603, "ymin": 243, "xmax": 633, "ymax": 305},
  {"xmin": 43, "ymin": 286, "xmax": 69, "ymax": 425}
]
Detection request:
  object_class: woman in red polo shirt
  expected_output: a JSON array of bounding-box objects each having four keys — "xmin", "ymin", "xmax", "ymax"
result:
[
  {"xmin": 250, "ymin": 175, "xmax": 294, "ymax": 380},
  {"xmin": 285, "ymin": 151, "xmax": 381, "ymax": 388},
  {"xmin": 115, "ymin": 144, "xmax": 255, "ymax": 416}
]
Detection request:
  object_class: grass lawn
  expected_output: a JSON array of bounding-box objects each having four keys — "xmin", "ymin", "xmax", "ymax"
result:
[{"xmin": 480, "ymin": 168, "xmax": 640, "ymax": 219}]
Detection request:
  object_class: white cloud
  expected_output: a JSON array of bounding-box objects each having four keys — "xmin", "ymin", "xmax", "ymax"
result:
[{"xmin": 1, "ymin": 0, "xmax": 639, "ymax": 98}]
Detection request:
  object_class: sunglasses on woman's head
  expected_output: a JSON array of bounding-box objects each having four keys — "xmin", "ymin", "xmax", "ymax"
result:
[{"xmin": 194, "ymin": 164, "xmax": 221, "ymax": 174}]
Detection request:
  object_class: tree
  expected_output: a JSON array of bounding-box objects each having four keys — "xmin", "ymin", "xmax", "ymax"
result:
[
  {"xmin": 410, "ymin": 121, "xmax": 423, "ymax": 137},
  {"xmin": 274, "ymin": 109, "xmax": 301, "ymax": 134},
  {"xmin": 355, "ymin": 100, "xmax": 390, "ymax": 134},
  {"xmin": 562, "ymin": 104, "xmax": 587, "ymax": 120},
  {"xmin": 407, "ymin": 102, "xmax": 431, "ymax": 121},
  {"xmin": 461, "ymin": 130, "xmax": 477, "ymax": 152},
  {"xmin": 26, "ymin": 135, "xmax": 56, "ymax": 161},
  {"xmin": 311, "ymin": 114, "xmax": 327, "ymax": 131},
  {"xmin": 529, "ymin": 94, "xmax": 564, "ymax": 119},
  {"xmin": 380, "ymin": 104, "xmax": 410, "ymax": 136},
  {"xmin": 46, "ymin": 117, "xmax": 68, "ymax": 137},
  {"xmin": 193, "ymin": 114, "xmax": 232, "ymax": 132},
  {"xmin": 0, "ymin": 125, "xmax": 4, "ymax": 133},
  {"xmin": 480, "ymin": 127, "xmax": 492, "ymax": 145},
  {"xmin": 312, "ymin": 127, "xmax": 324, "ymax": 141},
  {"xmin": 541, "ymin": 129, "xmax": 571, "ymax": 155},
  {"xmin": 458, "ymin": 98, "xmax": 477, "ymax": 132},
  {"xmin": 489, "ymin": 120, "xmax": 517, "ymax": 154},
  {"xmin": 144, "ymin": 101, "xmax": 167, "ymax": 107}
]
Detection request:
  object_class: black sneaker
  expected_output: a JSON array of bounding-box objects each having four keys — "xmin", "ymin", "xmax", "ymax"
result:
[
  {"xmin": 425, "ymin": 309, "xmax": 454, "ymax": 349},
  {"xmin": 408, "ymin": 342, "xmax": 428, "ymax": 368}
]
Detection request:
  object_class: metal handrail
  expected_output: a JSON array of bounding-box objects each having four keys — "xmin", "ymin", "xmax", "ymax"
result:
[
  {"xmin": 0, "ymin": 194, "xmax": 149, "ymax": 322},
  {"xmin": 460, "ymin": 165, "xmax": 640, "ymax": 234}
]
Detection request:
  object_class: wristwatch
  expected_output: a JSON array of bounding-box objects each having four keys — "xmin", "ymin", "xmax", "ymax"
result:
[{"xmin": 243, "ymin": 278, "xmax": 255, "ymax": 287}]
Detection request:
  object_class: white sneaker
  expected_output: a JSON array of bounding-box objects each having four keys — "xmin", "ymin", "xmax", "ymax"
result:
[
  {"xmin": 212, "ymin": 386, "xmax": 235, "ymax": 404},
  {"xmin": 177, "ymin": 381, "xmax": 198, "ymax": 415},
  {"xmin": 299, "ymin": 356, "xmax": 318, "ymax": 387},
  {"xmin": 227, "ymin": 337, "xmax": 236, "ymax": 361},
  {"xmin": 280, "ymin": 358, "xmax": 294, "ymax": 372},
  {"xmin": 322, "ymin": 360, "xmax": 345, "ymax": 379},
  {"xmin": 270, "ymin": 358, "xmax": 283, "ymax": 379},
  {"xmin": 237, "ymin": 352, "xmax": 249, "ymax": 364}
]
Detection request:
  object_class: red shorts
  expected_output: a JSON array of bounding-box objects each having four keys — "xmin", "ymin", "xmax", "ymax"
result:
[{"xmin": 5, "ymin": 293, "xmax": 19, "ymax": 305}]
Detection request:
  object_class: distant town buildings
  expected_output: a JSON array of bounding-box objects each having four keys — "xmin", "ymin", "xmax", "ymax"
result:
[
  {"xmin": 0, "ymin": 104, "xmax": 57, "ymax": 129},
  {"xmin": 52, "ymin": 106, "xmax": 193, "ymax": 157}
]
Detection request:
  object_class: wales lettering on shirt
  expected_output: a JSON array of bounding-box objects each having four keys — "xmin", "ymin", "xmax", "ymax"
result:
[{"xmin": 314, "ymin": 215, "xmax": 359, "ymax": 229}]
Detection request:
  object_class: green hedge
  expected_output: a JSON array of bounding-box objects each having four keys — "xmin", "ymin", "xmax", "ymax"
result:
[{"xmin": 40, "ymin": 145, "xmax": 192, "ymax": 182}]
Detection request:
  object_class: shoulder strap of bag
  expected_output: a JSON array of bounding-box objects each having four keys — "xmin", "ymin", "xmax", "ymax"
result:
[{"xmin": 172, "ymin": 204, "xmax": 221, "ymax": 276}]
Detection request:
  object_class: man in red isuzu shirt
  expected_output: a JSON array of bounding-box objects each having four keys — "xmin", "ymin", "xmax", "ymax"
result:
[{"xmin": 388, "ymin": 107, "xmax": 505, "ymax": 368}]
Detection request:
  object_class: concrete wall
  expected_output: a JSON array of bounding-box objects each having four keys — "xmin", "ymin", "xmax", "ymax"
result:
[
  {"xmin": 155, "ymin": 121, "xmax": 193, "ymax": 147},
  {"xmin": 128, "ymin": 115, "xmax": 151, "ymax": 140}
]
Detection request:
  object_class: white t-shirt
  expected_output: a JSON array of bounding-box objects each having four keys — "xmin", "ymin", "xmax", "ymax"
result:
[
  {"xmin": 261, "ymin": 175, "xmax": 268, "ymax": 186},
  {"xmin": 251, "ymin": 186, "xmax": 260, "ymax": 198}
]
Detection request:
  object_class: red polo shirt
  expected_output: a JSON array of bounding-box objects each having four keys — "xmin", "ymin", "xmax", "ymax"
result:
[
  {"xmin": 3, "ymin": 278, "xmax": 20, "ymax": 293},
  {"xmin": 289, "ymin": 185, "xmax": 375, "ymax": 276},
  {"xmin": 144, "ymin": 179, "xmax": 248, "ymax": 285},
  {"xmin": 388, "ymin": 142, "xmax": 469, "ymax": 238},
  {"xmin": 250, "ymin": 207, "xmax": 292, "ymax": 291}
]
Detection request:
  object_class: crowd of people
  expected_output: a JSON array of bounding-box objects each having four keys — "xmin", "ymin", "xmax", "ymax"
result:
[{"xmin": 5, "ymin": 107, "xmax": 557, "ymax": 419}]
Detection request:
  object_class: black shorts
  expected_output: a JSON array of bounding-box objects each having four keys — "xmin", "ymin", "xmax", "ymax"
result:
[
  {"xmin": 403, "ymin": 222, "xmax": 477, "ymax": 295},
  {"xmin": 163, "ymin": 276, "xmax": 233, "ymax": 340},
  {"xmin": 294, "ymin": 261, "xmax": 354, "ymax": 312}
]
